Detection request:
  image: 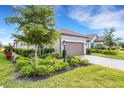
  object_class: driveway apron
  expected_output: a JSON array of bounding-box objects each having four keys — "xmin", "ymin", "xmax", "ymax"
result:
[{"xmin": 81, "ymin": 55, "xmax": 124, "ymax": 71}]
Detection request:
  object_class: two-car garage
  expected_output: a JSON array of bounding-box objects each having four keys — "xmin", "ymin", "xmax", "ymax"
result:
[{"xmin": 65, "ymin": 42, "xmax": 84, "ymax": 56}]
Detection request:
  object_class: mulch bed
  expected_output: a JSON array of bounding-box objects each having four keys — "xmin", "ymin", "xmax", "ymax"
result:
[{"xmin": 13, "ymin": 63, "xmax": 92, "ymax": 81}]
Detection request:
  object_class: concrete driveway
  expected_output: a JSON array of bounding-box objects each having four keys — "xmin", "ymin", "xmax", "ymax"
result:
[{"xmin": 81, "ymin": 55, "xmax": 124, "ymax": 71}]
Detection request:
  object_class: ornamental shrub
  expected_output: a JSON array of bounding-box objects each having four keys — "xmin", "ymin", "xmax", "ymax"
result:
[
  {"xmin": 51, "ymin": 52, "xmax": 61, "ymax": 58},
  {"xmin": 54, "ymin": 61, "xmax": 69, "ymax": 71},
  {"xmin": 15, "ymin": 56, "xmax": 30, "ymax": 71},
  {"xmin": 13, "ymin": 48, "xmax": 34, "ymax": 57},
  {"xmin": 90, "ymin": 49, "xmax": 118, "ymax": 55},
  {"xmin": 102, "ymin": 50, "xmax": 118, "ymax": 55},
  {"xmin": 79, "ymin": 58, "xmax": 89, "ymax": 65},
  {"xmin": 38, "ymin": 58, "xmax": 56, "ymax": 65},
  {"xmin": 20, "ymin": 65, "xmax": 34, "ymax": 77},
  {"xmin": 34, "ymin": 65, "xmax": 54, "ymax": 76},
  {"xmin": 70, "ymin": 56, "xmax": 80, "ymax": 66},
  {"xmin": 86, "ymin": 48, "xmax": 92, "ymax": 55}
]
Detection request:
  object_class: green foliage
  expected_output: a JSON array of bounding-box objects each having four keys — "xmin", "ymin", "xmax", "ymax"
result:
[
  {"xmin": 15, "ymin": 55, "xmax": 89, "ymax": 77},
  {"xmin": 70, "ymin": 56, "xmax": 80, "ymax": 66},
  {"xmin": 4, "ymin": 45, "xmax": 12, "ymax": 50},
  {"xmin": 44, "ymin": 48, "xmax": 55, "ymax": 54},
  {"xmin": 120, "ymin": 42, "xmax": 124, "ymax": 48},
  {"xmin": 15, "ymin": 56, "xmax": 30, "ymax": 71},
  {"xmin": 5, "ymin": 5, "xmax": 60, "ymax": 65},
  {"xmin": 54, "ymin": 61, "xmax": 69, "ymax": 71},
  {"xmin": 34, "ymin": 65, "xmax": 54, "ymax": 76},
  {"xmin": 120, "ymin": 48, "xmax": 124, "ymax": 51},
  {"xmin": 103, "ymin": 27, "xmax": 121, "ymax": 49},
  {"xmin": 95, "ymin": 44, "xmax": 106, "ymax": 50},
  {"xmin": 86, "ymin": 48, "xmax": 92, "ymax": 55},
  {"xmin": 13, "ymin": 48, "xmax": 34, "ymax": 57},
  {"xmin": 69, "ymin": 56, "xmax": 89, "ymax": 66},
  {"xmin": 38, "ymin": 58, "xmax": 55, "ymax": 65},
  {"xmin": 2, "ymin": 51, "xmax": 124, "ymax": 88},
  {"xmin": 80, "ymin": 59, "xmax": 89, "ymax": 65},
  {"xmin": 66, "ymin": 56, "xmax": 72, "ymax": 63},
  {"xmin": 91, "ymin": 49, "xmax": 118, "ymax": 55},
  {"xmin": 20, "ymin": 65, "xmax": 34, "ymax": 77},
  {"xmin": 102, "ymin": 50, "xmax": 118, "ymax": 55},
  {"xmin": 38, "ymin": 47, "xmax": 55, "ymax": 57},
  {"xmin": 44, "ymin": 52, "xmax": 61, "ymax": 59},
  {"xmin": 51, "ymin": 52, "xmax": 61, "ymax": 58}
]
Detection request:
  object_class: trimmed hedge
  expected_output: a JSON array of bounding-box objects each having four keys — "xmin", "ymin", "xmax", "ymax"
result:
[
  {"xmin": 91, "ymin": 49, "xmax": 118, "ymax": 55},
  {"xmin": 13, "ymin": 48, "xmax": 35, "ymax": 57}
]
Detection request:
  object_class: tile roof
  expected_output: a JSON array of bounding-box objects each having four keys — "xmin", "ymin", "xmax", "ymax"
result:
[
  {"xmin": 59, "ymin": 29, "xmax": 104, "ymax": 42},
  {"xmin": 85, "ymin": 34, "xmax": 97, "ymax": 42},
  {"xmin": 60, "ymin": 29, "xmax": 88, "ymax": 38},
  {"xmin": 95, "ymin": 36, "xmax": 104, "ymax": 42}
]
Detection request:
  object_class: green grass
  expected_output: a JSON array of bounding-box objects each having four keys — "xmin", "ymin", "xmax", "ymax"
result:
[
  {"xmin": 92, "ymin": 51, "xmax": 124, "ymax": 60},
  {"xmin": 1, "ymin": 52, "xmax": 124, "ymax": 88}
]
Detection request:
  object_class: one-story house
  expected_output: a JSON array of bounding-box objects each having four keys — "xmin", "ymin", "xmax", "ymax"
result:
[
  {"xmin": 54, "ymin": 29, "xmax": 88, "ymax": 56},
  {"xmin": 13, "ymin": 29, "xmax": 104, "ymax": 56},
  {"xmin": 86, "ymin": 34, "xmax": 104, "ymax": 48}
]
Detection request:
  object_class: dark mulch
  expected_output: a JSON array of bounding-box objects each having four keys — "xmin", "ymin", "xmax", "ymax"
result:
[{"xmin": 13, "ymin": 63, "xmax": 92, "ymax": 81}]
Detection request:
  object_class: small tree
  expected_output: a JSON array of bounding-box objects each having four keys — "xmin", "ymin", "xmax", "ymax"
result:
[
  {"xmin": 0, "ymin": 41, "xmax": 2, "ymax": 47},
  {"xmin": 120, "ymin": 42, "xmax": 124, "ymax": 48},
  {"xmin": 103, "ymin": 27, "xmax": 121, "ymax": 50},
  {"xmin": 5, "ymin": 6, "xmax": 60, "ymax": 65}
]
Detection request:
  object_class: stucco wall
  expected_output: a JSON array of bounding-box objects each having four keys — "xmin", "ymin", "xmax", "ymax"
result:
[
  {"xmin": 16, "ymin": 41, "xmax": 35, "ymax": 49},
  {"xmin": 54, "ymin": 35, "xmax": 87, "ymax": 54},
  {"xmin": 94, "ymin": 42, "xmax": 104, "ymax": 46},
  {"xmin": 86, "ymin": 35, "xmax": 97, "ymax": 48}
]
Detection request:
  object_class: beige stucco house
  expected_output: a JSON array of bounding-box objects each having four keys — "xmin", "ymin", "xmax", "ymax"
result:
[
  {"xmin": 54, "ymin": 29, "xmax": 88, "ymax": 56},
  {"xmin": 86, "ymin": 34, "xmax": 104, "ymax": 48},
  {"xmin": 13, "ymin": 29, "xmax": 104, "ymax": 56}
]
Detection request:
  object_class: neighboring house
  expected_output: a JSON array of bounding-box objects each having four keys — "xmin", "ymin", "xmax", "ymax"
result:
[
  {"xmin": 13, "ymin": 29, "xmax": 104, "ymax": 56},
  {"xmin": 86, "ymin": 34, "xmax": 104, "ymax": 48},
  {"xmin": 94, "ymin": 36, "xmax": 104, "ymax": 46},
  {"xmin": 13, "ymin": 39, "xmax": 35, "ymax": 49}
]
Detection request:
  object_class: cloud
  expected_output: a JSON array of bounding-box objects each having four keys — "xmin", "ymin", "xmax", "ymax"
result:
[
  {"xmin": 68, "ymin": 5, "xmax": 124, "ymax": 40},
  {"xmin": 55, "ymin": 6, "xmax": 65, "ymax": 17},
  {"xmin": 0, "ymin": 37, "xmax": 13, "ymax": 45},
  {"xmin": 68, "ymin": 5, "xmax": 124, "ymax": 30},
  {"xmin": 0, "ymin": 29, "xmax": 8, "ymax": 35},
  {"xmin": 0, "ymin": 28, "xmax": 13, "ymax": 45}
]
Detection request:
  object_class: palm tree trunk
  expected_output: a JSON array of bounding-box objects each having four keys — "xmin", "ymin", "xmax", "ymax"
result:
[{"xmin": 35, "ymin": 44, "xmax": 38, "ymax": 65}]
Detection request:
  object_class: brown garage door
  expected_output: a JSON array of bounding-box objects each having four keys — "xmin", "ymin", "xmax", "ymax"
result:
[{"xmin": 65, "ymin": 42, "xmax": 84, "ymax": 56}]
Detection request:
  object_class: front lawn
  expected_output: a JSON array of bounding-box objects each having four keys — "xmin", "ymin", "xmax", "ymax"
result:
[
  {"xmin": 92, "ymin": 51, "xmax": 124, "ymax": 60},
  {"xmin": 1, "ymin": 51, "xmax": 124, "ymax": 88}
]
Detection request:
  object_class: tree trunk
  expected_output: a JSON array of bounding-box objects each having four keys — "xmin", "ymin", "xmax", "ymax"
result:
[
  {"xmin": 35, "ymin": 44, "xmax": 38, "ymax": 65},
  {"xmin": 42, "ymin": 45, "xmax": 44, "ymax": 57},
  {"xmin": 27, "ymin": 43, "xmax": 29, "ymax": 50}
]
